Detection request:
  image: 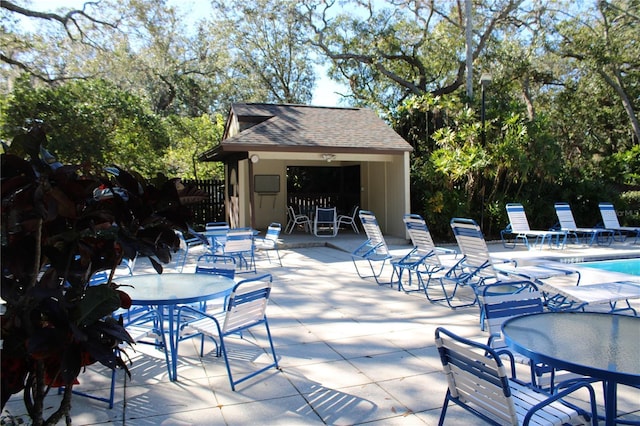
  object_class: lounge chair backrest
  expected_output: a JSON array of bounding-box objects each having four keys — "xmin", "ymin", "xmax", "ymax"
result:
[
  {"xmin": 403, "ymin": 214, "xmax": 441, "ymax": 263},
  {"xmin": 554, "ymin": 203, "xmax": 578, "ymax": 229},
  {"xmin": 358, "ymin": 210, "xmax": 390, "ymax": 256},
  {"xmin": 506, "ymin": 203, "xmax": 532, "ymax": 232},
  {"xmin": 598, "ymin": 203, "xmax": 621, "ymax": 229},
  {"xmin": 450, "ymin": 218, "xmax": 498, "ymax": 280}
]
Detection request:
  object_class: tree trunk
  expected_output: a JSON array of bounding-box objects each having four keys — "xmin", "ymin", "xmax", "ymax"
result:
[{"xmin": 598, "ymin": 68, "xmax": 640, "ymax": 143}]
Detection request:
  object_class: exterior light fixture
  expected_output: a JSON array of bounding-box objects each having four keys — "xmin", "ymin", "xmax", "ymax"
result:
[
  {"xmin": 250, "ymin": 154, "xmax": 260, "ymax": 163},
  {"xmin": 322, "ymin": 154, "xmax": 336, "ymax": 162}
]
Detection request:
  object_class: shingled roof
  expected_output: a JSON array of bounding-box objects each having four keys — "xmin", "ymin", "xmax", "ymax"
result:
[{"xmin": 199, "ymin": 103, "xmax": 413, "ymax": 161}]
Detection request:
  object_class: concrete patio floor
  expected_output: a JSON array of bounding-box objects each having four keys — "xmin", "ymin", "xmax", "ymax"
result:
[{"xmin": 3, "ymin": 231, "xmax": 640, "ymax": 425}]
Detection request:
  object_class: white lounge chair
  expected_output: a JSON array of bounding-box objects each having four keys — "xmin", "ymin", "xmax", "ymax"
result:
[
  {"xmin": 598, "ymin": 202, "xmax": 639, "ymax": 244},
  {"xmin": 503, "ymin": 203, "xmax": 568, "ymax": 249},
  {"xmin": 285, "ymin": 205, "xmax": 311, "ymax": 234},
  {"xmin": 554, "ymin": 202, "xmax": 614, "ymax": 246},
  {"xmin": 391, "ymin": 213, "xmax": 456, "ymax": 293},
  {"xmin": 351, "ymin": 210, "xmax": 393, "ymax": 285}
]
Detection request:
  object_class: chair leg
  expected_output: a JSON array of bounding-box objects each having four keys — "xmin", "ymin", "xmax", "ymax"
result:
[{"xmin": 437, "ymin": 391, "xmax": 451, "ymax": 426}]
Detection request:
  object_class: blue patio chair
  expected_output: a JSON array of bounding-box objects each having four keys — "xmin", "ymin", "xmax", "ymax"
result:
[
  {"xmin": 479, "ymin": 281, "xmax": 571, "ymax": 391},
  {"xmin": 255, "ymin": 222, "xmax": 282, "ymax": 266},
  {"xmin": 205, "ymin": 221, "xmax": 230, "ymax": 254},
  {"xmin": 196, "ymin": 253, "xmax": 236, "ymax": 278},
  {"xmin": 175, "ymin": 229, "xmax": 206, "ymax": 272},
  {"xmin": 176, "ymin": 274, "xmax": 279, "ymax": 391},
  {"xmin": 434, "ymin": 327, "xmax": 598, "ymax": 426},
  {"xmin": 503, "ymin": 203, "xmax": 568, "ymax": 250},
  {"xmin": 351, "ymin": 210, "xmax": 393, "ymax": 285},
  {"xmin": 598, "ymin": 202, "xmax": 639, "ymax": 244},
  {"xmin": 391, "ymin": 214, "xmax": 456, "ymax": 293},
  {"xmin": 223, "ymin": 229, "xmax": 256, "ymax": 273},
  {"xmin": 554, "ymin": 202, "xmax": 614, "ymax": 246},
  {"xmin": 314, "ymin": 206, "xmax": 338, "ymax": 237}
]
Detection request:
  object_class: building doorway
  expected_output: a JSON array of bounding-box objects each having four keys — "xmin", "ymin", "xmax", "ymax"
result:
[{"xmin": 287, "ymin": 165, "xmax": 360, "ymax": 216}]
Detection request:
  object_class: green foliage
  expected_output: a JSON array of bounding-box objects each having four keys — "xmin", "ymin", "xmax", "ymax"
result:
[
  {"xmin": 1, "ymin": 76, "xmax": 170, "ymax": 177},
  {"xmin": 1, "ymin": 122, "xmax": 208, "ymax": 423},
  {"xmin": 163, "ymin": 114, "xmax": 225, "ymax": 179}
]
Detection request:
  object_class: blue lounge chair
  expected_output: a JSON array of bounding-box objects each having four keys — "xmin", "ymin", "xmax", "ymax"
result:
[
  {"xmin": 351, "ymin": 210, "xmax": 393, "ymax": 285},
  {"xmin": 598, "ymin": 202, "xmax": 639, "ymax": 244},
  {"xmin": 554, "ymin": 202, "xmax": 613, "ymax": 246},
  {"xmin": 502, "ymin": 203, "xmax": 568, "ymax": 250},
  {"xmin": 444, "ymin": 218, "xmax": 580, "ymax": 320},
  {"xmin": 391, "ymin": 214, "xmax": 456, "ymax": 293}
]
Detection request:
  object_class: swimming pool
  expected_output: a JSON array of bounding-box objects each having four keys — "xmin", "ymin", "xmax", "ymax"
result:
[{"xmin": 579, "ymin": 258, "xmax": 640, "ymax": 276}]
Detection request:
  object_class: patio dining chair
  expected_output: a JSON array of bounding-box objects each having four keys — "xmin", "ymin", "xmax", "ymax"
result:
[
  {"xmin": 554, "ymin": 202, "xmax": 614, "ymax": 246},
  {"xmin": 313, "ymin": 206, "xmax": 338, "ymax": 237},
  {"xmin": 222, "ymin": 229, "xmax": 256, "ymax": 273},
  {"xmin": 337, "ymin": 205, "xmax": 359, "ymax": 234},
  {"xmin": 63, "ymin": 272, "xmax": 165, "ymax": 408},
  {"xmin": 479, "ymin": 281, "xmax": 577, "ymax": 392},
  {"xmin": 285, "ymin": 205, "xmax": 311, "ymax": 234},
  {"xmin": 205, "ymin": 221, "xmax": 230, "ymax": 254},
  {"xmin": 255, "ymin": 222, "xmax": 282, "ymax": 266},
  {"xmin": 598, "ymin": 202, "xmax": 639, "ymax": 244},
  {"xmin": 176, "ymin": 274, "xmax": 279, "ymax": 391},
  {"xmin": 434, "ymin": 327, "xmax": 598, "ymax": 426},
  {"xmin": 350, "ymin": 210, "xmax": 394, "ymax": 285},
  {"xmin": 175, "ymin": 229, "xmax": 206, "ymax": 272},
  {"xmin": 196, "ymin": 253, "xmax": 236, "ymax": 278}
]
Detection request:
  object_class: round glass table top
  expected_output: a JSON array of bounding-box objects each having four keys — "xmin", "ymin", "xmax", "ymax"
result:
[
  {"xmin": 117, "ymin": 273, "xmax": 235, "ymax": 305},
  {"xmin": 502, "ymin": 312, "xmax": 640, "ymax": 385}
]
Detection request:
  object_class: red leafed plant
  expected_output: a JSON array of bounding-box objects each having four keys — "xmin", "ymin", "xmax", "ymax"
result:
[{"xmin": 1, "ymin": 121, "xmax": 208, "ymax": 425}]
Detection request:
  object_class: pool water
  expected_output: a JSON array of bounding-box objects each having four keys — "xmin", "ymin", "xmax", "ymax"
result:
[{"xmin": 579, "ymin": 258, "xmax": 640, "ymax": 276}]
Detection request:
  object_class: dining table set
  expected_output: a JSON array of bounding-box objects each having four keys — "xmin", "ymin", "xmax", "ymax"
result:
[
  {"xmin": 117, "ymin": 273, "xmax": 237, "ymax": 382},
  {"xmin": 501, "ymin": 311, "xmax": 639, "ymax": 426}
]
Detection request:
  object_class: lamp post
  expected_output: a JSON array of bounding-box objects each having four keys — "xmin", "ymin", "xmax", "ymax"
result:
[
  {"xmin": 479, "ymin": 73, "xmax": 491, "ymax": 231},
  {"xmin": 480, "ymin": 73, "xmax": 492, "ymax": 146}
]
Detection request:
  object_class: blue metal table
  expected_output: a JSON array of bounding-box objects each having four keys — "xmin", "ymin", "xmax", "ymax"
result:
[
  {"xmin": 502, "ymin": 312, "xmax": 640, "ymax": 425},
  {"xmin": 118, "ymin": 273, "xmax": 235, "ymax": 381}
]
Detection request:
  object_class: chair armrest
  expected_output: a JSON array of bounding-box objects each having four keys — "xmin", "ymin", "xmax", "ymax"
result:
[
  {"xmin": 522, "ymin": 380, "xmax": 598, "ymax": 426},
  {"xmin": 352, "ymin": 240, "xmax": 383, "ymax": 258},
  {"xmin": 492, "ymin": 348, "xmax": 517, "ymax": 379}
]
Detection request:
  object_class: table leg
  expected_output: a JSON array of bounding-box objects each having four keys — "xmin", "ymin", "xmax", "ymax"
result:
[
  {"xmin": 604, "ymin": 380, "xmax": 616, "ymax": 426},
  {"xmin": 168, "ymin": 306, "xmax": 177, "ymax": 381}
]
